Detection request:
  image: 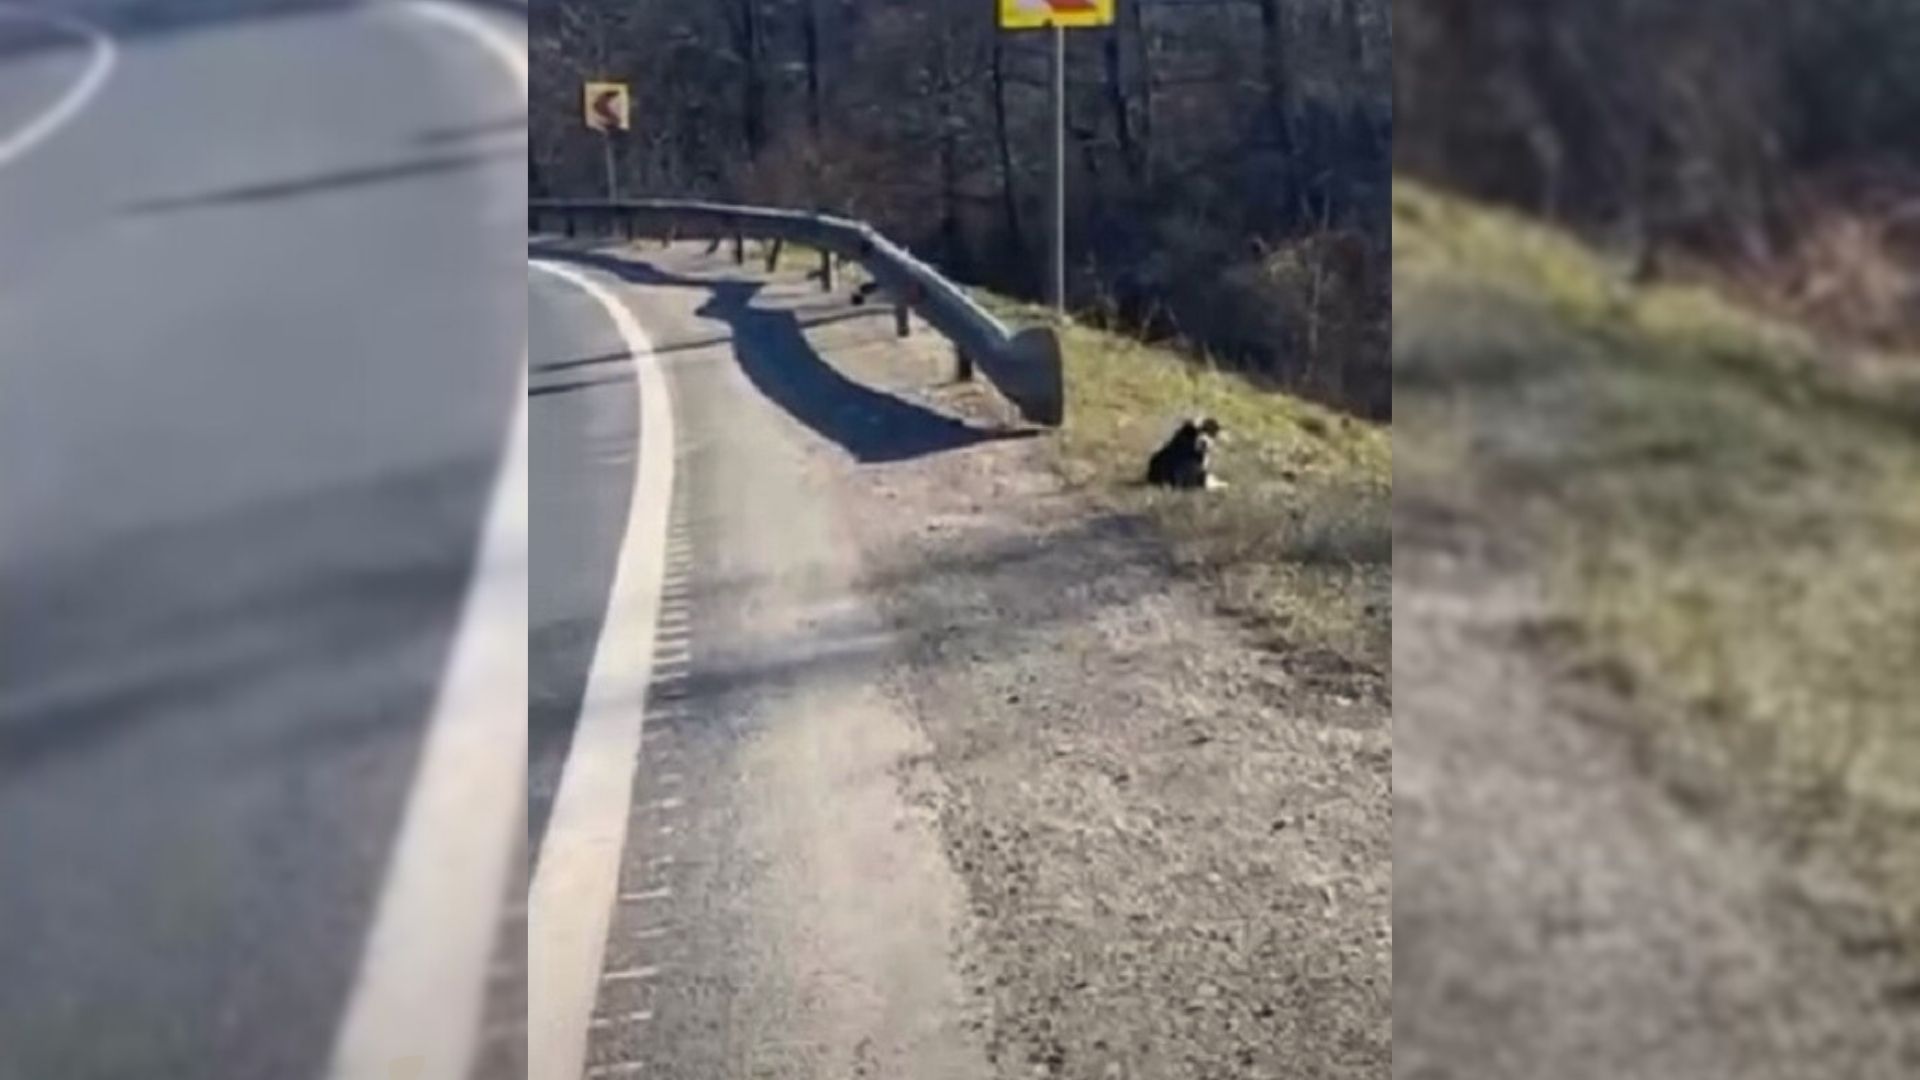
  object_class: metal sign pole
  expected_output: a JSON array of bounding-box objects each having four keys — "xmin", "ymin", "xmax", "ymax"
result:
[
  {"xmin": 1050, "ymin": 20, "xmax": 1066, "ymax": 318},
  {"xmin": 602, "ymin": 131, "xmax": 617, "ymax": 200}
]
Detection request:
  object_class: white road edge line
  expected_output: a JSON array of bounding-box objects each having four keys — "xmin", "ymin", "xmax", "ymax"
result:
[
  {"xmin": 324, "ymin": 365, "xmax": 530, "ymax": 1080},
  {"xmin": 528, "ymin": 259, "xmax": 678, "ymax": 1080},
  {"xmin": 0, "ymin": 2, "xmax": 116, "ymax": 170},
  {"xmin": 323, "ymin": 7, "xmax": 529, "ymax": 1080},
  {"xmin": 402, "ymin": 0, "xmax": 529, "ymax": 95}
]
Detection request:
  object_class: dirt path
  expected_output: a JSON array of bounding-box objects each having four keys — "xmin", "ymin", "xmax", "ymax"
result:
[{"xmin": 1392, "ymin": 504, "xmax": 1920, "ymax": 1080}]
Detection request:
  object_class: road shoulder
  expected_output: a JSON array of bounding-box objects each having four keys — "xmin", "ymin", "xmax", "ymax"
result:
[{"xmin": 799, "ymin": 286, "xmax": 1392, "ymax": 1079}]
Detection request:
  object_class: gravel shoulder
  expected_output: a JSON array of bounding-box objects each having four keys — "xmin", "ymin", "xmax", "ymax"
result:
[
  {"xmin": 1392, "ymin": 505, "xmax": 1920, "ymax": 1080},
  {"xmin": 800, "ymin": 279, "xmax": 1392, "ymax": 1080}
]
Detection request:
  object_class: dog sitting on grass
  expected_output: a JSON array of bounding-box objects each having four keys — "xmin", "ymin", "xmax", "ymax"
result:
[{"xmin": 1146, "ymin": 417, "xmax": 1225, "ymax": 490}]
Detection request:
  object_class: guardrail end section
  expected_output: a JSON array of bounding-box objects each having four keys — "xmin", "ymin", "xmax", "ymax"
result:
[{"xmin": 1006, "ymin": 326, "xmax": 1066, "ymax": 428}]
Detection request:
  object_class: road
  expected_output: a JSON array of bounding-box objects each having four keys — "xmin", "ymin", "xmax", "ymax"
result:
[
  {"xmin": 527, "ymin": 243, "xmax": 988, "ymax": 1080},
  {"xmin": 0, "ymin": 3, "xmax": 527, "ymax": 1078},
  {"xmin": 525, "ymin": 242, "xmax": 1397, "ymax": 1080}
]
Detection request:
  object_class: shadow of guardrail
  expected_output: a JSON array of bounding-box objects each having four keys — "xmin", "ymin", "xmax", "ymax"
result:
[{"xmin": 529, "ymin": 199, "xmax": 1065, "ymax": 428}]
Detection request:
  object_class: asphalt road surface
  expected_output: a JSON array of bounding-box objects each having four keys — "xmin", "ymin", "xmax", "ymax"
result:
[
  {"xmin": 0, "ymin": 3, "xmax": 527, "ymax": 1078},
  {"xmin": 526, "ymin": 243, "xmax": 988, "ymax": 1080}
]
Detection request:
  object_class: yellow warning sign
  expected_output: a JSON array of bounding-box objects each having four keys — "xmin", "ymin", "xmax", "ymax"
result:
[
  {"xmin": 583, "ymin": 81, "xmax": 630, "ymax": 133},
  {"xmin": 999, "ymin": 0, "xmax": 1116, "ymax": 31}
]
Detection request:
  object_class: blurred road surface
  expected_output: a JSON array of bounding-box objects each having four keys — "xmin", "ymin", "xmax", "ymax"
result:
[{"xmin": 0, "ymin": 3, "xmax": 527, "ymax": 1078}]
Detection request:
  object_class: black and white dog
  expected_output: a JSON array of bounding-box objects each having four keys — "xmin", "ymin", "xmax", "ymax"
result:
[{"xmin": 1146, "ymin": 416, "xmax": 1225, "ymax": 490}]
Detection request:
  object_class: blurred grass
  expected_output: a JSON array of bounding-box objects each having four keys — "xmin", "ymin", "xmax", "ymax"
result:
[
  {"xmin": 1394, "ymin": 179, "xmax": 1920, "ymax": 950},
  {"xmin": 979, "ymin": 292, "xmax": 1392, "ymax": 687}
]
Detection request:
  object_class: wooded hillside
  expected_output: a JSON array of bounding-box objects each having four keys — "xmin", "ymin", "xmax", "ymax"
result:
[{"xmin": 1397, "ymin": 0, "xmax": 1920, "ymax": 347}]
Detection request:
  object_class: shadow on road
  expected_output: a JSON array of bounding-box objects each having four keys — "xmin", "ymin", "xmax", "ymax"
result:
[
  {"xmin": 531, "ymin": 348, "xmax": 632, "ymax": 376},
  {"xmin": 125, "ymin": 145, "xmax": 519, "ymax": 214},
  {"xmin": 628, "ymin": 511, "xmax": 1194, "ymax": 794},
  {"xmin": 529, "ymin": 370, "xmax": 633, "ymax": 398},
  {"xmin": 532, "ymin": 243, "xmax": 1030, "ymax": 464},
  {"xmin": 413, "ymin": 115, "xmax": 527, "ymax": 147}
]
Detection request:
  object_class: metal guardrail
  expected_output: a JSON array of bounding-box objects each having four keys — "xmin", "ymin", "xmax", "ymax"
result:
[{"xmin": 528, "ymin": 199, "xmax": 1065, "ymax": 427}]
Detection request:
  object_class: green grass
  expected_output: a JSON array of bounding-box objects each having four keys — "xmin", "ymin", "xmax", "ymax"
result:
[
  {"xmin": 1395, "ymin": 179, "xmax": 1920, "ymax": 949},
  {"xmin": 979, "ymin": 292, "xmax": 1392, "ymax": 685}
]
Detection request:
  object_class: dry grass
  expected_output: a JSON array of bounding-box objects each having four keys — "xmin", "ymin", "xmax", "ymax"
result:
[
  {"xmin": 757, "ymin": 239, "xmax": 1391, "ymax": 684},
  {"xmin": 1394, "ymin": 179, "xmax": 1920, "ymax": 952},
  {"xmin": 978, "ymin": 292, "xmax": 1392, "ymax": 688}
]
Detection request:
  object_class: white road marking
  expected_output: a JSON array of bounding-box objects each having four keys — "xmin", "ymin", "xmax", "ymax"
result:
[
  {"xmin": 601, "ymin": 965, "xmax": 664, "ymax": 983},
  {"xmin": 324, "ymin": 367, "xmax": 530, "ymax": 1080},
  {"xmin": 323, "ymin": 8, "xmax": 528, "ymax": 1080},
  {"xmin": 617, "ymin": 887, "xmax": 673, "ymax": 903},
  {"xmin": 584, "ymin": 1064, "xmax": 646, "ymax": 1079},
  {"xmin": 589, "ymin": 1011, "xmax": 654, "ymax": 1029},
  {"xmin": 0, "ymin": 3, "xmax": 115, "ymax": 171},
  {"xmin": 528, "ymin": 258, "xmax": 678, "ymax": 1080},
  {"xmin": 402, "ymin": 0, "xmax": 528, "ymax": 94}
]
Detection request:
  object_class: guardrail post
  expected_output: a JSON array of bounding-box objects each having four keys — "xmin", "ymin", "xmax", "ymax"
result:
[
  {"xmin": 894, "ymin": 300, "xmax": 911, "ymax": 338},
  {"xmin": 818, "ymin": 250, "xmax": 834, "ymax": 291},
  {"xmin": 732, "ymin": 232, "xmax": 745, "ymax": 265},
  {"xmin": 706, "ymin": 237, "xmax": 722, "ymax": 255},
  {"xmin": 764, "ymin": 239, "xmax": 783, "ymax": 273},
  {"xmin": 563, "ymin": 211, "xmax": 576, "ymax": 239},
  {"xmin": 956, "ymin": 349, "xmax": 975, "ymax": 382}
]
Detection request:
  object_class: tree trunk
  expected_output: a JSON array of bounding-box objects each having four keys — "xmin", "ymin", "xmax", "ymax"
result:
[
  {"xmin": 1256, "ymin": 0, "xmax": 1296, "ymax": 198},
  {"xmin": 937, "ymin": 15, "xmax": 962, "ymax": 273},
  {"xmin": 1103, "ymin": 28, "xmax": 1141, "ymax": 182},
  {"xmin": 802, "ymin": 0, "xmax": 823, "ymax": 136},
  {"xmin": 741, "ymin": 0, "xmax": 766, "ymax": 154},
  {"xmin": 990, "ymin": 33, "xmax": 1028, "ymax": 271},
  {"xmin": 1129, "ymin": 0, "xmax": 1155, "ymax": 181}
]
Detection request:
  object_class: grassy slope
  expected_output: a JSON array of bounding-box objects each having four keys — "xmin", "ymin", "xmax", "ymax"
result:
[
  {"xmin": 752, "ymin": 242, "xmax": 1388, "ymax": 681},
  {"xmin": 1394, "ymin": 180, "xmax": 1920, "ymax": 947},
  {"xmin": 978, "ymin": 292, "xmax": 1392, "ymax": 692}
]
